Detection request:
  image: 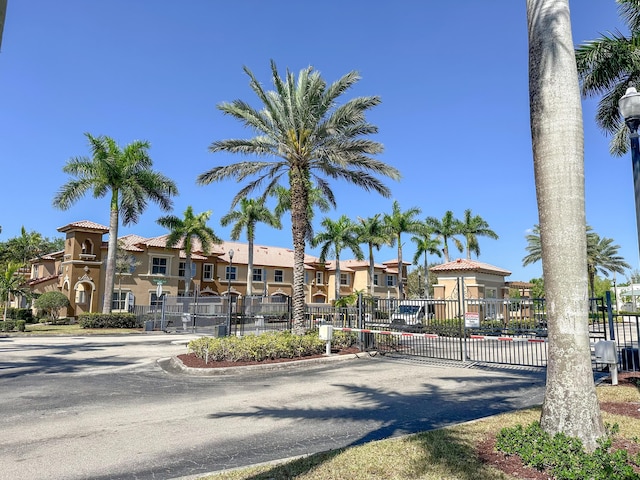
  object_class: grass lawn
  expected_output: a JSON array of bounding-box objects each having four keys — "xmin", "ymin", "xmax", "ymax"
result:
[{"xmin": 201, "ymin": 385, "xmax": 640, "ymax": 480}]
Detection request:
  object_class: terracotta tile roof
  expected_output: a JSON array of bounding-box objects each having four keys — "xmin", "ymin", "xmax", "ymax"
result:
[
  {"xmin": 133, "ymin": 235, "xmax": 225, "ymax": 256},
  {"xmin": 382, "ymin": 258, "xmax": 411, "ymax": 266},
  {"xmin": 430, "ymin": 258, "xmax": 511, "ymax": 276},
  {"xmin": 38, "ymin": 250, "xmax": 64, "ymax": 261},
  {"xmin": 57, "ymin": 220, "xmax": 109, "ymax": 233},
  {"xmin": 28, "ymin": 274, "xmax": 59, "ymax": 286},
  {"xmin": 217, "ymin": 241, "xmax": 321, "ymax": 268}
]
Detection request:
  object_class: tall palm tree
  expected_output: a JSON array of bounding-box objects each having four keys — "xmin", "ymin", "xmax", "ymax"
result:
[
  {"xmin": 459, "ymin": 209, "xmax": 499, "ymax": 259},
  {"xmin": 383, "ymin": 201, "xmax": 422, "ymax": 299},
  {"xmin": 0, "ymin": 262, "xmax": 30, "ymax": 321},
  {"xmin": 575, "ymin": 0, "xmax": 640, "ymax": 156},
  {"xmin": 270, "ymin": 183, "xmax": 333, "ymax": 242},
  {"xmin": 425, "ymin": 211, "xmax": 463, "ymax": 263},
  {"xmin": 220, "ymin": 198, "xmax": 281, "ymax": 297},
  {"xmin": 197, "ymin": 61, "xmax": 400, "ymax": 333},
  {"xmin": 411, "ymin": 224, "xmax": 442, "ymax": 297},
  {"xmin": 587, "ymin": 233, "xmax": 630, "ymax": 299},
  {"xmin": 527, "ymin": 0, "xmax": 604, "ymax": 449},
  {"xmin": 312, "ymin": 215, "xmax": 363, "ymax": 302},
  {"xmin": 54, "ymin": 133, "xmax": 179, "ymax": 313},
  {"xmin": 157, "ymin": 206, "xmax": 221, "ymax": 296},
  {"xmin": 357, "ymin": 214, "xmax": 392, "ymax": 297}
]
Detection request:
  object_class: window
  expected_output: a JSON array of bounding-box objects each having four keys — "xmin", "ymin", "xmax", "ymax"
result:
[
  {"xmin": 386, "ymin": 275, "xmax": 396, "ymax": 287},
  {"xmin": 252, "ymin": 268, "xmax": 263, "ymax": 282},
  {"xmin": 178, "ymin": 262, "xmax": 196, "ymax": 278},
  {"xmin": 151, "ymin": 257, "xmax": 168, "ymax": 275},
  {"xmin": 340, "ymin": 273, "xmax": 350, "ymax": 286},
  {"xmin": 75, "ymin": 286, "xmax": 87, "ymax": 304},
  {"xmin": 274, "ymin": 269, "xmax": 284, "ymax": 283},
  {"xmin": 315, "ymin": 271, "xmax": 324, "ymax": 285},
  {"xmin": 373, "ymin": 274, "xmax": 379, "ymax": 286},
  {"xmin": 225, "ymin": 266, "xmax": 237, "ymax": 280},
  {"xmin": 112, "ymin": 291, "xmax": 127, "ymax": 311},
  {"xmin": 150, "ymin": 293, "xmax": 165, "ymax": 309},
  {"xmin": 203, "ymin": 264, "xmax": 214, "ymax": 281}
]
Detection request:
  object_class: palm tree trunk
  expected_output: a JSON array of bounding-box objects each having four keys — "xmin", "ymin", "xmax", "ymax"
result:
[
  {"xmin": 102, "ymin": 199, "xmax": 119, "ymax": 314},
  {"xmin": 290, "ymin": 168, "xmax": 308, "ymax": 334},
  {"xmin": 247, "ymin": 236, "xmax": 254, "ymax": 297},
  {"xmin": 443, "ymin": 240, "xmax": 450, "ymax": 263},
  {"xmin": 368, "ymin": 244, "xmax": 375, "ymax": 297},
  {"xmin": 397, "ymin": 235, "xmax": 404, "ymax": 299},
  {"xmin": 527, "ymin": 0, "xmax": 604, "ymax": 450},
  {"xmin": 334, "ymin": 253, "xmax": 341, "ymax": 302},
  {"xmin": 184, "ymin": 255, "xmax": 192, "ymax": 296}
]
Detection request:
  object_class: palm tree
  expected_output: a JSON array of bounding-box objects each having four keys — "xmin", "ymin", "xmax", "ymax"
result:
[
  {"xmin": 312, "ymin": 215, "xmax": 364, "ymax": 302},
  {"xmin": 587, "ymin": 233, "xmax": 630, "ymax": 299},
  {"xmin": 425, "ymin": 211, "xmax": 463, "ymax": 263},
  {"xmin": 522, "ymin": 224, "xmax": 542, "ymax": 267},
  {"xmin": 157, "ymin": 206, "xmax": 221, "ymax": 296},
  {"xmin": 527, "ymin": 0, "xmax": 604, "ymax": 449},
  {"xmin": 114, "ymin": 240, "xmax": 141, "ymax": 311},
  {"xmin": 459, "ymin": 209, "xmax": 499, "ymax": 259},
  {"xmin": 270, "ymin": 183, "xmax": 333, "ymax": 242},
  {"xmin": 411, "ymin": 224, "xmax": 442, "ymax": 297},
  {"xmin": 53, "ymin": 133, "xmax": 179, "ymax": 313},
  {"xmin": 0, "ymin": 262, "xmax": 30, "ymax": 321},
  {"xmin": 575, "ymin": 0, "xmax": 640, "ymax": 156},
  {"xmin": 197, "ymin": 61, "xmax": 400, "ymax": 333},
  {"xmin": 356, "ymin": 214, "xmax": 392, "ymax": 297},
  {"xmin": 383, "ymin": 201, "xmax": 422, "ymax": 299},
  {"xmin": 220, "ymin": 198, "xmax": 281, "ymax": 297}
]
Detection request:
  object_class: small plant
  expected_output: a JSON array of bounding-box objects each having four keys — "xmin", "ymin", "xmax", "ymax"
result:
[
  {"xmin": 496, "ymin": 421, "xmax": 640, "ymax": 480},
  {"xmin": 34, "ymin": 291, "xmax": 70, "ymax": 324}
]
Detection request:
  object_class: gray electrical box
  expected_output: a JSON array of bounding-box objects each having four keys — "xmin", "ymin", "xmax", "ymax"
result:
[{"xmin": 594, "ymin": 340, "xmax": 618, "ymax": 364}]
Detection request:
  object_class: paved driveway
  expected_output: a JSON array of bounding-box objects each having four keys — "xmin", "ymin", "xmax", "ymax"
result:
[{"xmin": 0, "ymin": 334, "xmax": 546, "ymax": 479}]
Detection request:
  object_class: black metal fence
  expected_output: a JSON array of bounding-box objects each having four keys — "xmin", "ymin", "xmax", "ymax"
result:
[{"xmin": 134, "ymin": 291, "xmax": 639, "ymax": 371}]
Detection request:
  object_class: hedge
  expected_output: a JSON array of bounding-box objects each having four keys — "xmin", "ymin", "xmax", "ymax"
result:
[{"xmin": 78, "ymin": 313, "xmax": 141, "ymax": 329}]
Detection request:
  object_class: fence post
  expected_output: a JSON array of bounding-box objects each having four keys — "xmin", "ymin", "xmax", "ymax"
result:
[
  {"xmin": 458, "ymin": 277, "xmax": 466, "ymax": 361},
  {"xmin": 605, "ymin": 291, "xmax": 615, "ymax": 341}
]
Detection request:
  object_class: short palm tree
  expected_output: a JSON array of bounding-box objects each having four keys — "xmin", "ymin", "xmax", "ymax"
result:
[
  {"xmin": 197, "ymin": 61, "xmax": 400, "ymax": 333},
  {"xmin": 1, "ymin": 262, "xmax": 30, "ymax": 321},
  {"xmin": 425, "ymin": 211, "xmax": 463, "ymax": 263},
  {"xmin": 383, "ymin": 201, "xmax": 423, "ymax": 299},
  {"xmin": 157, "ymin": 206, "xmax": 221, "ymax": 296},
  {"xmin": 459, "ymin": 209, "xmax": 499, "ymax": 259},
  {"xmin": 220, "ymin": 198, "xmax": 281, "ymax": 297},
  {"xmin": 54, "ymin": 133, "xmax": 178, "ymax": 313},
  {"xmin": 312, "ymin": 215, "xmax": 364, "ymax": 302},
  {"xmin": 411, "ymin": 224, "xmax": 442, "ymax": 297},
  {"xmin": 575, "ymin": 0, "xmax": 640, "ymax": 156},
  {"xmin": 357, "ymin": 214, "xmax": 392, "ymax": 297}
]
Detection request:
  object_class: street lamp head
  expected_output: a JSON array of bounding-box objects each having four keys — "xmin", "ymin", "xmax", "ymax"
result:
[
  {"xmin": 619, "ymin": 85, "xmax": 640, "ymax": 132},
  {"xmin": 228, "ymin": 249, "xmax": 234, "ymax": 260}
]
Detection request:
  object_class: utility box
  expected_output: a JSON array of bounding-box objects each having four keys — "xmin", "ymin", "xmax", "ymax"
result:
[
  {"xmin": 594, "ymin": 340, "xmax": 618, "ymax": 364},
  {"xmin": 319, "ymin": 325, "xmax": 333, "ymax": 341}
]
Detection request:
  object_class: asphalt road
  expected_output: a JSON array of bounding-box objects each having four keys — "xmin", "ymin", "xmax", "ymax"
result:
[{"xmin": 0, "ymin": 334, "xmax": 546, "ymax": 480}]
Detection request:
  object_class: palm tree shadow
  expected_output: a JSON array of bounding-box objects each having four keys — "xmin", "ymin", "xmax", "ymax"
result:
[{"xmin": 207, "ymin": 370, "xmax": 546, "ymax": 479}]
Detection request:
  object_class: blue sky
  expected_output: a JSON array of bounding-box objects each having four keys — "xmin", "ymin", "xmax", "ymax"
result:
[{"xmin": 0, "ymin": 1, "xmax": 632, "ymax": 282}]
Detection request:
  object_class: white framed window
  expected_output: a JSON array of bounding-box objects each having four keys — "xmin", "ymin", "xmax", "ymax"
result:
[
  {"xmin": 315, "ymin": 271, "xmax": 324, "ymax": 284},
  {"xmin": 386, "ymin": 275, "xmax": 396, "ymax": 287},
  {"xmin": 252, "ymin": 268, "xmax": 263, "ymax": 282},
  {"xmin": 112, "ymin": 291, "xmax": 128, "ymax": 311},
  {"xmin": 274, "ymin": 269, "xmax": 284, "ymax": 283},
  {"xmin": 178, "ymin": 262, "xmax": 196, "ymax": 278},
  {"xmin": 151, "ymin": 257, "xmax": 168, "ymax": 275},
  {"xmin": 340, "ymin": 273, "xmax": 350, "ymax": 286},
  {"xmin": 486, "ymin": 287, "xmax": 497, "ymax": 299},
  {"xmin": 75, "ymin": 286, "xmax": 87, "ymax": 304},
  {"xmin": 373, "ymin": 274, "xmax": 379, "ymax": 286},
  {"xmin": 225, "ymin": 266, "xmax": 237, "ymax": 281},
  {"xmin": 203, "ymin": 263, "xmax": 214, "ymax": 281}
]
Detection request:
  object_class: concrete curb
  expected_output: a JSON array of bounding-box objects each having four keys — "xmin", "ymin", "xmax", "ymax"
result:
[{"xmin": 158, "ymin": 351, "xmax": 375, "ymax": 376}]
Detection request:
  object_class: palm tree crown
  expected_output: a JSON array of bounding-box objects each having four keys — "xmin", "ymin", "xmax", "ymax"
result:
[
  {"xmin": 312, "ymin": 215, "xmax": 364, "ymax": 302},
  {"xmin": 459, "ymin": 209, "xmax": 499, "ymax": 259},
  {"xmin": 383, "ymin": 201, "xmax": 422, "ymax": 299},
  {"xmin": 575, "ymin": 0, "xmax": 640, "ymax": 155},
  {"xmin": 220, "ymin": 198, "xmax": 281, "ymax": 296},
  {"xmin": 357, "ymin": 214, "xmax": 392, "ymax": 297},
  {"xmin": 54, "ymin": 133, "xmax": 178, "ymax": 313},
  {"xmin": 197, "ymin": 61, "xmax": 400, "ymax": 333},
  {"xmin": 425, "ymin": 211, "xmax": 463, "ymax": 263},
  {"xmin": 411, "ymin": 224, "xmax": 442, "ymax": 297},
  {"xmin": 157, "ymin": 206, "xmax": 221, "ymax": 296}
]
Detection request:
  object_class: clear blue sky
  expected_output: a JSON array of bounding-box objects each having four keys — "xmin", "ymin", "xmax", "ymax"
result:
[{"xmin": 0, "ymin": 1, "xmax": 632, "ymax": 282}]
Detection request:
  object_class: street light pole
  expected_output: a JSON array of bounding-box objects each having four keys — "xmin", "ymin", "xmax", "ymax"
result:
[
  {"xmin": 619, "ymin": 85, "xmax": 640, "ymax": 263},
  {"xmin": 226, "ymin": 249, "xmax": 234, "ymax": 336}
]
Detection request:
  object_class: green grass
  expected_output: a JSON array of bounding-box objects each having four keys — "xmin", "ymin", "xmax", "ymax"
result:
[
  {"xmin": 200, "ymin": 387, "xmax": 640, "ymax": 480},
  {"xmin": 6, "ymin": 323, "xmax": 143, "ymax": 336}
]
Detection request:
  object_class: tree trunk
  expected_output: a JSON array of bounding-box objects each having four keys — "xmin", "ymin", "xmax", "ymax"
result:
[
  {"xmin": 184, "ymin": 254, "xmax": 192, "ymax": 296},
  {"xmin": 368, "ymin": 244, "xmax": 375, "ymax": 297},
  {"xmin": 102, "ymin": 197, "xmax": 119, "ymax": 314},
  {"xmin": 247, "ymin": 234, "xmax": 254, "ymax": 297},
  {"xmin": 290, "ymin": 167, "xmax": 309, "ymax": 334},
  {"xmin": 334, "ymin": 253, "xmax": 341, "ymax": 303},
  {"xmin": 397, "ymin": 235, "xmax": 404, "ymax": 299},
  {"xmin": 527, "ymin": 0, "xmax": 604, "ymax": 450}
]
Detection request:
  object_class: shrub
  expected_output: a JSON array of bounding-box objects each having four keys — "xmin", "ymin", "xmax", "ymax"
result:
[
  {"xmin": 496, "ymin": 422, "xmax": 640, "ymax": 480},
  {"xmin": 16, "ymin": 320, "xmax": 26, "ymax": 332},
  {"xmin": 0, "ymin": 320, "xmax": 16, "ymax": 332},
  {"xmin": 78, "ymin": 313, "xmax": 140, "ymax": 329},
  {"xmin": 6, "ymin": 308, "xmax": 34, "ymax": 322},
  {"xmin": 34, "ymin": 291, "xmax": 70, "ymax": 324}
]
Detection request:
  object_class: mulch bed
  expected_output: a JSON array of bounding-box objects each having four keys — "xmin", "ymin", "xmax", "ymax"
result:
[
  {"xmin": 478, "ymin": 372, "xmax": 640, "ymax": 479},
  {"xmin": 177, "ymin": 346, "xmax": 361, "ymax": 369}
]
